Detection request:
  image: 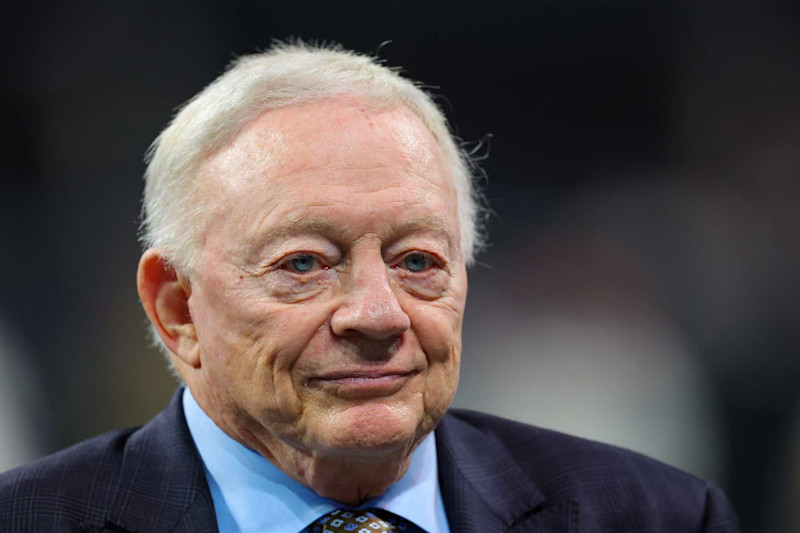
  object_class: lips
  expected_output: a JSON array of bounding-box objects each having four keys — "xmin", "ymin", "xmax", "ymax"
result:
[
  {"xmin": 309, "ymin": 369, "xmax": 417, "ymax": 398},
  {"xmin": 314, "ymin": 369, "xmax": 413, "ymax": 380}
]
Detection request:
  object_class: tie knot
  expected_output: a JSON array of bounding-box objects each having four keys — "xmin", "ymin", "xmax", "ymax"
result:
[{"xmin": 302, "ymin": 507, "xmax": 425, "ymax": 532}]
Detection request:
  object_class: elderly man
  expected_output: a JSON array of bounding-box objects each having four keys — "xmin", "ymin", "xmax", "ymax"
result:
[{"xmin": 0, "ymin": 43, "xmax": 737, "ymax": 532}]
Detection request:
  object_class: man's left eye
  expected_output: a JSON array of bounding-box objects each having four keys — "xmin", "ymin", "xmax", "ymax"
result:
[
  {"xmin": 285, "ymin": 254, "xmax": 319, "ymax": 273},
  {"xmin": 401, "ymin": 253, "xmax": 433, "ymax": 272}
]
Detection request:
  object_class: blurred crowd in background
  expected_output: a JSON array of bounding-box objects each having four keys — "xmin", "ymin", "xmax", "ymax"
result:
[{"xmin": 1, "ymin": 2, "xmax": 798, "ymax": 531}]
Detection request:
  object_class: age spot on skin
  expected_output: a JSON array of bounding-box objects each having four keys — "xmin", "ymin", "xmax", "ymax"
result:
[{"xmin": 358, "ymin": 107, "xmax": 375, "ymax": 127}]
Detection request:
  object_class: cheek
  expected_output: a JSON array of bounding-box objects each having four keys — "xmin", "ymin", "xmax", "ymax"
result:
[
  {"xmin": 416, "ymin": 309, "xmax": 462, "ymax": 420},
  {"xmin": 192, "ymin": 286, "xmax": 337, "ymax": 419},
  {"xmin": 190, "ymin": 279, "xmax": 277, "ymax": 382},
  {"xmin": 407, "ymin": 281, "xmax": 466, "ymax": 409},
  {"xmin": 405, "ymin": 265, "xmax": 466, "ymax": 352},
  {"xmin": 417, "ymin": 319, "xmax": 461, "ymax": 366},
  {"xmin": 408, "ymin": 277, "xmax": 466, "ymax": 357},
  {"xmin": 410, "ymin": 301, "xmax": 463, "ymax": 378},
  {"xmin": 195, "ymin": 284, "xmax": 335, "ymax": 378}
]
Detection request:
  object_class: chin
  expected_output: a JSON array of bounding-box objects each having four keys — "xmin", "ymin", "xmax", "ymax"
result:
[{"xmin": 314, "ymin": 401, "xmax": 429, "ymax": 457}]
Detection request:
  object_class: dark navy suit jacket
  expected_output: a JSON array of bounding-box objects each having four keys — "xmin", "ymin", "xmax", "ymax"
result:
[{"xmin": 0, "ymin": 389, "xmax": 738, "ymax": 532}]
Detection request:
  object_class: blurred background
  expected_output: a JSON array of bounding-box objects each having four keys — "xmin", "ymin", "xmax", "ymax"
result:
[{"xmin": 1, "ymin": 1, "xmax": 799, "ymax": 530}]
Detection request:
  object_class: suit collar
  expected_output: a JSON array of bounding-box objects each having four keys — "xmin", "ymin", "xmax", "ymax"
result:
[
  {"xmin": 105, "ymin": 388, "xmax": 217, "ymax": 533},
  {"xmin": 436, "ymin": 410, "xmax": 576, "ymax": 532},
  {"xmin": 101, "ymin": 392, "xmax": 576, "ymax": 532}
]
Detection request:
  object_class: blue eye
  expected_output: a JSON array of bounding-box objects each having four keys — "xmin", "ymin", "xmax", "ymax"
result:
[
  {"xmin": 402, "ymin": 253, "xmax": 429, "ymax": 272},
  {"xmin": 289, "ymin": 255, "xmax": 317, "ymax": 273}
]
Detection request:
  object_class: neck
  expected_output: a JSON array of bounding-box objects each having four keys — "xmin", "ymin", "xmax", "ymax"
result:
[
  {"xmin": 242, "ymin": 423, "xmax": 419, "ymax": 505},
  {"xmin": 189, "ymin": 383, "xmax": 420, "ymax": 505},
  {"xmin": 288, "ymin": 447, "xmax": 417, "ymax": 505}
]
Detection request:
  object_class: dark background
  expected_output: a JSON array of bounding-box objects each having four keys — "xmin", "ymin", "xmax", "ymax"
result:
[{"xmin": 2, "ymin": 2, "xmax": 799, "ymax": 531}]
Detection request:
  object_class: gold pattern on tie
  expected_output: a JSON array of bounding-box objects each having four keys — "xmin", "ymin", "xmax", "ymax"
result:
[{"xmin": 301, "ymin": 507, "xmax": 425, "ymax": 532}]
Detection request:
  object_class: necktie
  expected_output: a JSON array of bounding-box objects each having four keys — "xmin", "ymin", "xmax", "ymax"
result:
[{"xmin": 301, "ymin": 507, "xmax": 427, "ymax": 532}]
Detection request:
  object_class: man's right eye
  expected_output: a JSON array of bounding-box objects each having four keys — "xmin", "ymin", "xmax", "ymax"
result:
[{"xmin": 282, "ymin": 254, "xmax": 320, "ymax": 273}]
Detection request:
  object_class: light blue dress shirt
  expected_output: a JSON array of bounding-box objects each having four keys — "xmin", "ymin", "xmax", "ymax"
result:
[{"xmin": 183, "ymin": 389, "xmax": 451, "ymax": 533}]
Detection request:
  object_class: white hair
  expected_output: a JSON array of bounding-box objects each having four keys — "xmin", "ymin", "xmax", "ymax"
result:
[{"xmin": 141, "ymin": 41, "xmax": 486, "ymax": 276}]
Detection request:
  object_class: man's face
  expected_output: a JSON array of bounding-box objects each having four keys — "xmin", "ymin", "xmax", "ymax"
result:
[{"xmin": 187, "ymin": 98, "xmax": 467, "ymax": 459}]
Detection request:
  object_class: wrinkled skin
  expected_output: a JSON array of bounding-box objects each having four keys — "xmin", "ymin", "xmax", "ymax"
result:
[{"xmin": 140, "ymin": 98, "xmax": 468, "ymax": 504}]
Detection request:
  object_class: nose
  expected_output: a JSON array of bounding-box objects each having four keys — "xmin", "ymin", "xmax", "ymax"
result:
[{"xmin": 330, "ymin": 257, "xmax": 411, "ymax": 340}]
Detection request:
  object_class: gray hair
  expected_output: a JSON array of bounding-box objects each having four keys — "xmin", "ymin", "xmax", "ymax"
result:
[{"xmin": 141, "ymin": 41, "xmax": 486, "ymax": 276}]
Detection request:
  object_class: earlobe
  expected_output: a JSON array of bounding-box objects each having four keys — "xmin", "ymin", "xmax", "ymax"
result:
[{"xmin": 137, "ymin": 249, "xmax": 200, "ymax": 368}]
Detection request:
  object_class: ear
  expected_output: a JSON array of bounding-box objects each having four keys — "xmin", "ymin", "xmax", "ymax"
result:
[{"xmin": 137, "ymin": 249, "xmax": 200, "ymax": 368}]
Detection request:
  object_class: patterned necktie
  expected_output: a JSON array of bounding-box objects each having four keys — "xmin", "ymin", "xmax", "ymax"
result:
[{"xmin": 301, "ymin": 507, "xmax": 427, "ymax": 532}]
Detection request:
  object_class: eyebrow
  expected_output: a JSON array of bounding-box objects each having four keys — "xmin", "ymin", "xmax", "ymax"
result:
[{"xmin": 234, "ymin": 215, "xmax": 455, "ymax": 261}]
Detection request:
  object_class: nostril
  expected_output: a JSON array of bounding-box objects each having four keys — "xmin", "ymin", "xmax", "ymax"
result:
[{"xmin": 327, "ymin": 334, "xmax": 406, "ymax": 361}]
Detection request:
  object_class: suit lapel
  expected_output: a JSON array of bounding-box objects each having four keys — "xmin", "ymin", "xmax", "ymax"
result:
[
  {"xmin": 98, "ymin": 393, "xmax": 578, "ymax": 532},
  {"xmin": 104, "ymin": 389, "xmax": 218, "ymax": 533},
  {"xmin": 436, "ymin": 410, "xmax": 577, "ymax": 533}
]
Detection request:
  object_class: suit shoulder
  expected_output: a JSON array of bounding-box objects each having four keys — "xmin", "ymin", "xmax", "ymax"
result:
[
  {"xmin": 443, "ymin": 408, "xmax": 704, "ymax": 484},
  {"xmin": 0, "ymin": 426, "xmax": 138, "ymax": 529},
  {"xmin": 440, "ymin": 409, "xmax": 738, "ymax": 530}
]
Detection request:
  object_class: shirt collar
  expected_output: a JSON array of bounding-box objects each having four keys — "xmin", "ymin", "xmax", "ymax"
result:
[{"xmin": 183, "ymin": 389, "xmax": 449, "ymax": 533}]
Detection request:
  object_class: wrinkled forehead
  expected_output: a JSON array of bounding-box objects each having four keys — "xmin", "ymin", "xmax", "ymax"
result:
[{"xmin": 193, "ymin": 97, "xmax": 458, "ymax": 222}]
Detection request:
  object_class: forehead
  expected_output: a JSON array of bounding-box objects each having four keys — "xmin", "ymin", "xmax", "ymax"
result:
[
  {"xmin": 206, "ymin": 98, "xmax": 447, "ymax": 187},
  {"xmin": 195, "ymin": 98, "xmax": 459, "ymax": 244}
]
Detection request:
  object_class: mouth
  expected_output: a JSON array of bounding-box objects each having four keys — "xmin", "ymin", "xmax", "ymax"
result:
[{"xmin": 309, "ymin": 370, "xmax": 417, "ymax": 398}]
